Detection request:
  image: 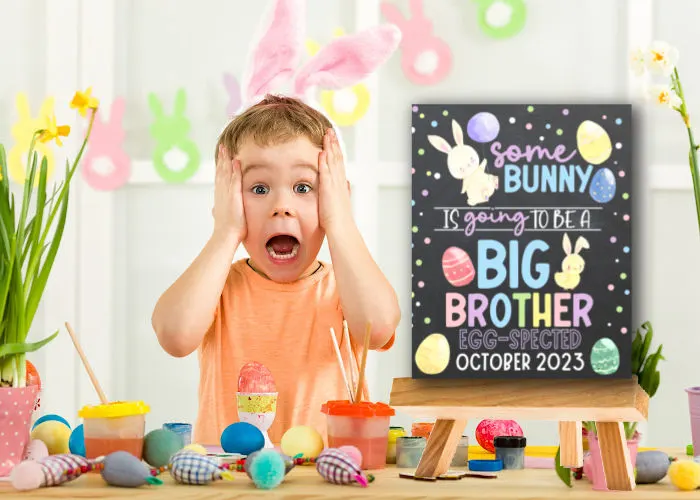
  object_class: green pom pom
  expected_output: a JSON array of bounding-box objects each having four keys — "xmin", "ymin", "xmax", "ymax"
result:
[
  {"xmin": 248, "ymin": 449, "xmax": 286, "ymax": 490},
  {"xmin": 143, "ymin": 429, "xmax": 183, "ymax": 468}
]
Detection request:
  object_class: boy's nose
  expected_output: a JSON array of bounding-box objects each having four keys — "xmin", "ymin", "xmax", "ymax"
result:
[{"xmin": 271, "ymin": 207, "xmax": 296, "ymax": 217}]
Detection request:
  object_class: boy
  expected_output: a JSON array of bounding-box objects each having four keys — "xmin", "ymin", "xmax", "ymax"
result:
[{"xmin": 151, "ymin": 95, "xmax": 401, "ymax": 446}]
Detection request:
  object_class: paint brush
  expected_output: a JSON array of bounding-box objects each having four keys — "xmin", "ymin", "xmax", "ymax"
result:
[
  {"xmin": 329, "ymin": 327, "xmax": 353, "ymax": 402},
  {"xmin": 354, "ymin": 323, "xmax": 372, "ymax": 404},
  {"xmin": 342, "ymin": 320, "xmax": 357, "ymax": 399}
]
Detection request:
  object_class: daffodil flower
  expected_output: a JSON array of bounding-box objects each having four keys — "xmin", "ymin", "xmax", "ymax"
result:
[
  {"xmin": 38, "ymin": 114, "xmax": 70, "ymax": 147},
  {"xmin": 629, "ymin": 46, "xmax": 646, "ymax": 77},
  {"xmin": 70, "ymin": 87, "xmax": 99, "ymax": 116},
  {"xmin": 647, "ymin": 84, "xmax": 682, "ymax": 109},
  {"xmin": 646, "ymin": 40, "xmax": 679, "ymax": 77}
]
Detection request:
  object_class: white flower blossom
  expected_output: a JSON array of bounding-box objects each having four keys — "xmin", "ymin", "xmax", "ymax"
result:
[
  {"xmin": 647, "ymin": 84, "xmax": 682, "ymax": 109},
  {"xmin": 646, "ymin": 40, "xmax": 679, "ymax": 77},
  {"xmin": 629, "ymin": 46, "xmax": 646, "ymax": 76}
]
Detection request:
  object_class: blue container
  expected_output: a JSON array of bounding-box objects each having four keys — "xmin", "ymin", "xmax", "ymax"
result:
[{"xmin": 162, "ymin": 422, "xmax": 192, "ymax": 446}]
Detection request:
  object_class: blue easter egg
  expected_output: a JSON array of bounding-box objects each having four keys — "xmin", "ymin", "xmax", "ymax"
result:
[
  {"xmin": 589, "ymin": 167, "xmax": 616, "ymax": 203},
  {"xmin": 32, "ymin": 414, "xmax": 71, "ymax": 431},
  {"xmin": 221, "ymin": 422, "xmax": 265, "ymax": 455},
  {"xmin": 69, "ymin": 424, "xmax": 86, "ymax": 457}
]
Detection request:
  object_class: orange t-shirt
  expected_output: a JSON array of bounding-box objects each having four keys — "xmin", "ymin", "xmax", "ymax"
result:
[{"xmin": 194, "ymin": 259, "xmax": 395, "ymax": 446}]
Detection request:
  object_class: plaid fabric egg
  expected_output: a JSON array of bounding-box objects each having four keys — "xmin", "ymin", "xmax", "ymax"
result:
[
  {"xmin": 169, "ymin": 451, "xmax": 231, "ymax": 485},
  {"xmin": 36, "ymin": 454, "xmax": 93, "ymax": 487},
  {"xmin": 316, "ymin": 448, "xmax": 369, "ymax": 487}
]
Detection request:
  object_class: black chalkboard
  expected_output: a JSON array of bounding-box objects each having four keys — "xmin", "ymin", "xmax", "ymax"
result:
[{"xmin": 411, "ymin": 104, "xmax": 632, "ymax": 379}]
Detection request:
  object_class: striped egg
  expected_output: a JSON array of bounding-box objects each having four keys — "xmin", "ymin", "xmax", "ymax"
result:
[{"xmin": 442, "ymin": 246, "xmax": 475, "ymax": 287}]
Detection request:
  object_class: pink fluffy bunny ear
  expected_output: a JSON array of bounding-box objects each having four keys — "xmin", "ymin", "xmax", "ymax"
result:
[
  {"xmin": 240, "ymin": 0, "xmax": 306, "ymax": 102},
  {"xmin": 293, "ymin": 24, "xmax": 401, "ymax": 97}
]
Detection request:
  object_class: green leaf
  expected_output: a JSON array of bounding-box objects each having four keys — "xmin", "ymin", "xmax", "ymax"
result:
[
  {"xmin": 554, "ymin": 447, "xmax": 572, "ymax": 487},
  {"xmin": 0, "ymin": 330, "xmax": 58, "ymax": 358}
]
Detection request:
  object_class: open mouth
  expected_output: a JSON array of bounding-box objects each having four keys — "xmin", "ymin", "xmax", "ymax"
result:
[{"xmin": 266, "ymin": 234, "xmax": 300, "ymax": 261}]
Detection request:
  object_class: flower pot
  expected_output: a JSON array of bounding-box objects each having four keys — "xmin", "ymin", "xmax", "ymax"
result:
[
  {"xmin": 0, "ymin": 385, "xmax": 39, "ymax": 476},
  {"xmin": 583, "ymin": 431, "xmax": 639, "ymax": 490}
]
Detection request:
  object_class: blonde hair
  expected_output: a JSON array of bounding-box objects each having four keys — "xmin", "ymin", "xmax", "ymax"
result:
[{"xmin": 216, "ymin": 94, "xmax": 333, "ymax": 158}]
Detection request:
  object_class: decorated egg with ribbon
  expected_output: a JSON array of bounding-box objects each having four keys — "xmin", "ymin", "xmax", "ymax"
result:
[{"xmin": 442, "ymin": 246, "xmax": 475, "ymax": 287}]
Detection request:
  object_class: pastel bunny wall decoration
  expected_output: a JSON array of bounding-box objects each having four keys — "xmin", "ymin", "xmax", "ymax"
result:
[
  {"xmin": 82, "ymin": 97, "xmax": 131, "ymax": 190},
  {"xmin": 8, "ymin": 93, "xmax": 56, "ymax": 185},
  {"xmin": 223, "ymin": 73, "xmax": 242, "ymax": 118},
  {"xmin": 233, "ymin": 0, "xmax": 401, "ymax": 143},
  {"xmin": 305, "ymin": 27, "xmax": 371, "ymax": 127},
  {"xmin": 380, "ymin": 0, "xmax": 452, "ymax": 85},
  {"xmin": 474, "ymin": 0, "xmax": 527, "ymax": 39},
  {"xmin": 147, "ymin": 88, "xmax": 200, "ymax": 183}
]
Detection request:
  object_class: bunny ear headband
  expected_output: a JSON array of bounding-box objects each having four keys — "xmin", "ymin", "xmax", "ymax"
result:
[{"xmin": 238, "ymin": 0, "xmax": 401, "ymax": 113}]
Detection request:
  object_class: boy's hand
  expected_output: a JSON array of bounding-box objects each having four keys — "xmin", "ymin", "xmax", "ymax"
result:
[
  {"xmin": 213, "ymin": 145, "xmax": 246, "ymax": 242},
  {"xmin": 319, "ymin": 129, "xmax": 353, "ymax": 233}
]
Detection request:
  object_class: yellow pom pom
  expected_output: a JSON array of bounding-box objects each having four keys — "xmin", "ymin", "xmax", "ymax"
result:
[
  {"xmin": 183, "ymin": 444, "xmax": 207, "ymax": 455},
  {"xmin": 669, "ymin": 460, "xmax": 700, "ymax": 491},
  {"xmin": 30, "ymin": 421, "xmax": 71, "ymax": 455}
]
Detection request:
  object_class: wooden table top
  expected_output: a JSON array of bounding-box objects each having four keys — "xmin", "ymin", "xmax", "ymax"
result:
[{"xmin": 0, "ymin": 450, "xmax": 696, "ymax": 499}]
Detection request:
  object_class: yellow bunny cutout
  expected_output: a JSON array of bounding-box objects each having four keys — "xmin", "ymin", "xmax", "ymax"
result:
[
  {"xmin": 305, "ymin": 27, "xmax": 371, "ymax": 126},
  {"xmin": 9, "ymin": 93, "xmax": 56, "ymax": 185}
]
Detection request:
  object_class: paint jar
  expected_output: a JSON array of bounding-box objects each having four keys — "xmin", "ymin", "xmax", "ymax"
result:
[
  {"xmin": 451, "ymin": 435, "xmax": 469, "ymax": 467},
  {"xmin": 396, "ymin": 436, "xmax": 426, "ymax": 468},
  {"xmin": 163, "ymin": 422, "xmax": 192, "ymax": 446},
  {"xmin": 411, "ymin": 421, "xmax": 434, "ymax": 439},
  {"xmin": 494, "ymin": 435, "xmax": 526, "ymax": 469},
  {"xmin": 321, "ymin": 400, "xmax": 395, "ymax": 470},
  {"xmin": 387, "ymin": 426, "xmax": 406, "ymax": 464},
  {"xmin": 79, "ymin": 401, "xmax": 150, "ymax": 459}
]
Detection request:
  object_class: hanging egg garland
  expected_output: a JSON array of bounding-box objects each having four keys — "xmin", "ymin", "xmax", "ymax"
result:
[{"xmin": 474, "ymin": 0, "xmax": 527, "ymax": 39}]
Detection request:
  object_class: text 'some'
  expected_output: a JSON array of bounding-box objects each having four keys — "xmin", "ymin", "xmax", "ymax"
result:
[{"xmin": 411, "ymin": 104, "xmax": 632, "ymax": 379}]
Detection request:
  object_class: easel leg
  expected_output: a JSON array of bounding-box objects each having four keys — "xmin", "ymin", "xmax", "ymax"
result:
[
  {"xmin": 558, "ymin": 421, "xmax": 583, "ymax": 467},
  {"xmin": 414, "ymin": 418, "xmax": 466, "ymax": 478},
  {"xmin": 595, "ymin": 422, "xmax": 635, "ymax": 491}
]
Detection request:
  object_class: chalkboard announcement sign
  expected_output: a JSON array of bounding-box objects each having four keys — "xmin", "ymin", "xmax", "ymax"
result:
[{"xmin": 411, "ymin": 104, "xmax": 632, "ymax": 379}]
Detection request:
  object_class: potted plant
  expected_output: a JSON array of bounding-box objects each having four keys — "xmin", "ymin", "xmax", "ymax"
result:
[
  {"xmin": 555, "ymin": 322, "xmax": 663, "ymax": 488},
  {"xmin": 0, "ymin": 88, "xmax": 98, "ymax": 470}
]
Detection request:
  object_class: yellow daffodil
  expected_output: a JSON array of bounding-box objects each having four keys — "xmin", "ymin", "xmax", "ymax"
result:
[
  {"xmin": 647, "ymin": 84, "xmax": 682, "ymax": 110},
  {"xmin": 70, "ymin": 87, "xmax": 99, "ymax": 116},
  {"xmin": 38, "ymin": 114, "xmax": 70, "ymax": 147}
]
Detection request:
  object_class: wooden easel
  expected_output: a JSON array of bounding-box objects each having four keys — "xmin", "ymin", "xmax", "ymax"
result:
[{"xmin": 389, "ymin": 376, "xmax": 648, "ymax": 491}]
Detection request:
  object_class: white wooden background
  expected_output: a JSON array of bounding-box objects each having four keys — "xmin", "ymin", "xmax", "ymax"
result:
[{"xmin": 9, "ymin": 0, "xmax": 698, "ymax": 447}]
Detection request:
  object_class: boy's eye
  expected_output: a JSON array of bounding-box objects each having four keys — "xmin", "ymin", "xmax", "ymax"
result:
[
  {"xmin": 252, "ymin": 185, "xmax": 269, "ymax": 195},
  {"xmin": 294, "ymin": 183, "xmax": 312, "ymax": 194}
]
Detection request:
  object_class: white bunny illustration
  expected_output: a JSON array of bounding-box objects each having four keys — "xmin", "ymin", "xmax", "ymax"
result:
[{"xmin": 428, "ymin": 119, "xmax": 499, "ymax": 206}]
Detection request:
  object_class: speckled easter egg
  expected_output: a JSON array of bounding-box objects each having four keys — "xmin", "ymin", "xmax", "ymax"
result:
[
  {"xmin": 238, "ymin": 362, "xmax": 276, "ymax": 393},
  {"xmin": 589, "ymin": 167, "xmax": 616, "ymax": 203},
  {"xmin": 442, "ymin": 247, "xmax": 475, "ymax": 287},
  {"xmin": 576, "ymin": 120, "xmax": 612, "ymax": 165},
  {"xmin": 415, "ymin": 333, "xmax": 450, "ymax": 375},
  {"xmin": 221, "ymin": 422, "xmax": 265, "ymax": 455},
  {"xmin": 475, "ymin": 419, "xmax": 523, "ymax": 453},
  {"xmin": 590, "ymin": 338, "xmax": 620, "ymax": 375}
]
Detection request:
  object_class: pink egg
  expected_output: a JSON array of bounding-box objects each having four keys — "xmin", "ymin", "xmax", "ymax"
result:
[{"xmin": 442, "ymin": 247, "xmax": 475, "ymax": 287}]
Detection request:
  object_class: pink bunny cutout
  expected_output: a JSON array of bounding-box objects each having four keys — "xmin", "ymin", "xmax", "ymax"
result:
[
  {"xmin": 380, "ymin": 0, "xmax": 452, "ymax": 85},
  {"xmin": 82, "ymin": 98, "xmax": 130, "ymax": 191},
  {"xmin": 223, "ymin": 73, "xmax": 242, "ymax": 118},
  {"xmin": 236, "ymin": 0, "xmax": 402, "ymax": 116}
]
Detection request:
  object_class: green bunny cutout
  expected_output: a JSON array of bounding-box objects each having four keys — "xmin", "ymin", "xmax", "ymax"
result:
[{"xmin": 148, "ymin": 88, "xmax": 200, "ymax": 183}]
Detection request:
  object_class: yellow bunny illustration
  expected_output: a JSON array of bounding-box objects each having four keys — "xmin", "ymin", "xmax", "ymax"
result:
[
  {"xmin": 8, "ymin": 93, "xmax": 55, "ymax": 185},
  {"xmin": 554, "ymin": 233, "xmax": 590, "ymax": 290}
]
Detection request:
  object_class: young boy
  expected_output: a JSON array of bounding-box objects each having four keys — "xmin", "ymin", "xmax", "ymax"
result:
[{"xmin": 151, "ymin": 95, "xmax": 401, "ymax": 446}]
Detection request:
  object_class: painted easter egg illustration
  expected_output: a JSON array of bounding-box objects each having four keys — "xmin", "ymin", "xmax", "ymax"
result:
[
  {"xmin": 467, "ymin": 112, "xmax": 500, "ymax": 143},
  {"xmin": 475, "ymin": 419, "xmax": 523, "ymax": 453},
  {"xmin": 588, "ymin": 167, "xmax": 616, "ymax": 203},
  {"xmin": 576, "ymin": 120, "xmax": 612, "ymax": 165},
  {"xmin": 415, "ymin": 333, "xmax": 450, "ymax": 375},
  {"xmin": 442, "ymin": 247, "xmax": 475, "ymax": 287},
  {"xmin": 590, "ymin": 338, "xmax": 620, "ymax": 375}
]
